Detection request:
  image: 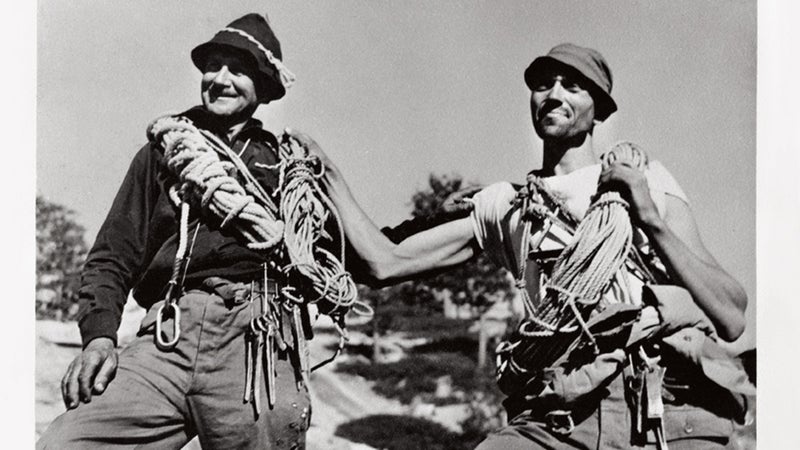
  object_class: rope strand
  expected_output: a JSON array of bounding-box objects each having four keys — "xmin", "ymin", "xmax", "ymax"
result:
[
  {"xmin": 512, "ymin": 141, "xmax": 648, "ymax": 369},
  {"xmin": 147, "ymin": 114, "xmax": 367, "ymax": 337}
]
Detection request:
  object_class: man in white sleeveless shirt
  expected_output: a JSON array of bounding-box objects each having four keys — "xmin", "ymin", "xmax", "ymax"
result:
[{"xmin": 303, "ymin": 43, "xmax": 750, "ymax": 449}]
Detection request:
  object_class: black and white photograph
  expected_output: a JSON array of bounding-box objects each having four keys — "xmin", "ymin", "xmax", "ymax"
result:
[{"xmin": 6, "ymin": 0, "xmax": 798, "ymax": 448}]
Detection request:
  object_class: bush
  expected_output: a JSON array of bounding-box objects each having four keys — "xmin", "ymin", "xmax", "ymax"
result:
[
  {"xmin": 36, "ymin": 196, "xmax": 87, "ymax": 321},
  {"xmin": 411, "ymin": 334, "xmax": 479, "ymax": 360},
  {"xmin": 336, "ymin": 414, "xmax": 471, "ymax": 450},
  {"xmin": 337, "ymin": 350, "xmax": 501, "ymax": 406}
]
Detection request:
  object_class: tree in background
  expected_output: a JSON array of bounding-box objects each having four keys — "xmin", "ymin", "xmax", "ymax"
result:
[
  {"xmin": 354, "ymin": 173, "xmax": 514, "ymax": 366},
  {"xmin": 36, "ymin": 195, "xmax": 88, "ymax": 321},
  {"xmin": 411, "ymin": 174, "xmax": 516, "ymax": 369},
  {"xmin": 357, "ymin": 280, "xmax": 444, "ymax": 362}
]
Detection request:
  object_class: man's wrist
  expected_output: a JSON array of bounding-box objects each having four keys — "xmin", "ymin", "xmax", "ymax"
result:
[{"xmin": 86, "ymin": 336, "xmax": 115, "ymax": 349}]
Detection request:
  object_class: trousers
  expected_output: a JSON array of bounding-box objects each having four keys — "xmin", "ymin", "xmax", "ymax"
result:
[
  {"xmin": 38, "ymin": 283, "xmax": 311, "ymax": 449},
  {"xmin": 475, "ymin": 374, "xmax": 734, "ymax": 450}
]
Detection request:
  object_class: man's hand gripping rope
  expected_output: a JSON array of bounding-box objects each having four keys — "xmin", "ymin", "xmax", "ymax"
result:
[{"xmin": 498, "ymin": 142, "xmax": 655, "ymax": 381}]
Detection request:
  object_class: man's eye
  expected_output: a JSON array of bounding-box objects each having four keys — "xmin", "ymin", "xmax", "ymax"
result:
[
  {"xmin": 534, "ymin": 80, "xmax": 554, "ymax": 91},
  {"xmin": 562, "ymin": 79, "xmax": 583, "ymax": 92},
  {"xmin": 205, "ymin": 62, "xmax": 222, "ymax": 72}
]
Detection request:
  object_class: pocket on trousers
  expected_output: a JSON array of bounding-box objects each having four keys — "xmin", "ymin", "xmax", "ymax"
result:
[{"xmin": 659, "ymin": 404, "xmax": 734, "ymax": 442}]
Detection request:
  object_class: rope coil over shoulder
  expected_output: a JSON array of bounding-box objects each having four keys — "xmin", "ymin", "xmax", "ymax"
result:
[
  {"xmin": 145, "ymin": 114, "xmax": 370, "ymax": 360},
  {"xmin": 498, "ymin": 141, "xmax": 649, "ymax": 378}
]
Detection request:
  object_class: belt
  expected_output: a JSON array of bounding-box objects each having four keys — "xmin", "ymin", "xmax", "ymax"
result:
[
  {"xmin": 505, "ymin": 387, "xmax": 603, "ymax": 437},
  {"xmin": 200, "ymin": 276, "xmax": 281, "ymax": 305}
]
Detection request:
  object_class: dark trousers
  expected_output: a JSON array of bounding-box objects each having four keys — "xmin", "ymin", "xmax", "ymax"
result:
[
  {"xmin": 38, "ymin": 287, "xmax": 311, "ymax": 449},
  {"xmin": 476, "ymin": 375, "xmax": 734, "ymax": 450}
]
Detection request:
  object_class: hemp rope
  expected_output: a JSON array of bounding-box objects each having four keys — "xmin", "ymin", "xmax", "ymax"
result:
[
  {"xmin": 146, "ymin": 115, "xmax": 365, "ymax": 338},
  {"xmin": 259, "ymin": 133, "xmax": 360, "ymax": 315},
  {"xmin": 514, "ymin": 141, "xmax": 649, "ymax": 369},
  {"xmin": 148, "ymin": 115, "xmax": 285, "ymax": 250}
]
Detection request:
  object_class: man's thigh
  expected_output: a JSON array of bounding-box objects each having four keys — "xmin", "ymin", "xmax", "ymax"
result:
[
  {"xmin": 186, "ymin": 293, "xmax": 311, "ymax": 450},
  {"xmin": 476, "ymin": 406, "xmax": 731, "ymax": 450},
  {"xmin": 37, "ymin": 333, "xmax": 194, "ymax": 450}
]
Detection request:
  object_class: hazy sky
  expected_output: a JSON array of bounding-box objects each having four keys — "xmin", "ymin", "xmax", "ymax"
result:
[{"xmin": 37, "ymin": 0, "xmax": 756, "ymax": 345}]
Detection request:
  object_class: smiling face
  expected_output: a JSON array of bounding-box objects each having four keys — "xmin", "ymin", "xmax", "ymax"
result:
[
  {"xmin": 529, "ymin": 66, "xmax": 597, "ymax": 141},
  {"xmin": 200, "ymin": 49, "xmax": 260, "ymax": 122}
]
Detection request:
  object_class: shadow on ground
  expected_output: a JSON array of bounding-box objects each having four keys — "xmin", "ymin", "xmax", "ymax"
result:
[{"xmin": 335, "ymin": 414, "xmax": 481, "ymax": 450}]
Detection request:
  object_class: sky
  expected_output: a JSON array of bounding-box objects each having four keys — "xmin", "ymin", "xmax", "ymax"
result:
[
  {"xmin": 37, "ymin": 0, "xmax": 757, "ymax": 346},
  {"xmin": 8, "ymin": 0, "xmax": 800, "ymax": 447}
]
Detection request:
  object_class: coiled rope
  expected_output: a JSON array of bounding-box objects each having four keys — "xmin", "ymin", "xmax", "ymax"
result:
[
  {"xmin": 259, "ymin": 134, "xmax": 360, "ymax": 316},
  {"xmin": 148, "ymin": 115, "xmax": 285, "ymax": 250},
  {"xmin": 513, "ymin": 141, "xmax": 649, "ymax": 370},
  {"xmin": 146, "ymin": 114, "xmax": 366, "ymax": 348}
]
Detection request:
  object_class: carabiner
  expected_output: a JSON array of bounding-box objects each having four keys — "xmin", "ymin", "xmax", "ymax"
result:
[{"xmin": 155, "ymin": 302, "xmax": 181, "ymax": 349}]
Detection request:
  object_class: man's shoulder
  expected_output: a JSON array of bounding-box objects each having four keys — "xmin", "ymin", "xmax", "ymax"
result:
[{"xmin": 240, "ymin": 122, "xmax": 280, "ymax": 149}]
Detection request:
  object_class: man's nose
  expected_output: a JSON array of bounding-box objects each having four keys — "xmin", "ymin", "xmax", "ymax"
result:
[
  {"xmin": 212, "ymin": 66, "xmax": 232, "ymax": 86},
  {"xmin": 545, "ymin": 80, "xmax": 566, "ymax": 101}
]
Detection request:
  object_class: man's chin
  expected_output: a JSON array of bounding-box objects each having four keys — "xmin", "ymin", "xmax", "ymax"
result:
[
  {"xmin": 205, "ymin": 105, "xmax": 238, "ymax": 118},
  {"xmin": 534, "ymin": 123, "xmax": 569, "ymax": 139}
]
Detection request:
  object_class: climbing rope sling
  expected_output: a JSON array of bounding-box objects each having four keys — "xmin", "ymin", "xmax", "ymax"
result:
[
  {"xmin": 493, "ymin": 142, "xmax": 672, "ymax": 449},
  {"xmin": 145, "ymin": 114, "xmax": 370, "ymax": 411}
]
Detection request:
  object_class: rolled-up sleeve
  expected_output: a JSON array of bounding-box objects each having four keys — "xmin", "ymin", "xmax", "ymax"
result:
[{"xmin": 468, "ymin": 181, "xmax": 523, "ymax": 273}]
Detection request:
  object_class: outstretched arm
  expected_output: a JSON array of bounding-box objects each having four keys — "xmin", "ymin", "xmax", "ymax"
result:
[
  {"xmin": 599, "ymin": 161, "xmax": 747, "ymax": 341},
  {"xmin": 291, "ymin": 131, "xmax": 477, "ymax": 283}
]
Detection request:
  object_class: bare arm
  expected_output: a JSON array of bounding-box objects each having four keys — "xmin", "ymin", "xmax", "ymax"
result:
[
  {"xmin": 292, "ymin": 131, "xmax": 477, "ymax": 283},
  {"xmin": 600, "ymin": 162, "xmax": 747, "ymax": 341}
]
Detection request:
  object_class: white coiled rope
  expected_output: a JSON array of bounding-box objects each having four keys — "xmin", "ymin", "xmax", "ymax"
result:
[
  {"xmin": 146, "ymin": 114, "xmax": 363, "ymax": 319},
  {"xmin": 516, "ymin": 141, "xmax": 647, "ymax": 365},
  {"xmin": 148, "ymin": 115, "xmax": 285, "ymax": 250},
  {"xmin": 261, "ymin": 134, "xmax": 359, "ymax": 315}
]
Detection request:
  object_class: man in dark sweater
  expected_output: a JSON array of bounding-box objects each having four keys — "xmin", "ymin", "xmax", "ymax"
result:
[{"xmin": 39, "ymin": 13, "xmax": 315, "ymax": 449}]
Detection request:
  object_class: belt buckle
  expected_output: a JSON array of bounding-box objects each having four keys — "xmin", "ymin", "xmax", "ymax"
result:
[{"xmin": 545, "ymin": 410, "xmax": 575, "ymax": 436}]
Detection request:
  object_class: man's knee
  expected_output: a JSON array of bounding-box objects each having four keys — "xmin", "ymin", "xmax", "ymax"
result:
[{"xmin": 37, "ymin": 412, "xmax": 82, "ymax": 450}]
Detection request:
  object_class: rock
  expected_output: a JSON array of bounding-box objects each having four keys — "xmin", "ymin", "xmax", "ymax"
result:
[{"xmin": 434, "ymin": 375, "xmax": 453, "ymax": 398}]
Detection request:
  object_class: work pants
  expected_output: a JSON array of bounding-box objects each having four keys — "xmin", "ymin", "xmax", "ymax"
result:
[
  {"xmin": 38, "ymin": 283, "xmax": 311, "ymax": 449},
  {"xmin": 476, "ymin": 375, "xmax": 734, "ymax": 450}
]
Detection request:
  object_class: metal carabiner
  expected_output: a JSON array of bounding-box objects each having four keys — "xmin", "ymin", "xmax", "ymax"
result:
[{"xmin": 155, "ymin": 302, "xmax": 181, "ymax": 349}]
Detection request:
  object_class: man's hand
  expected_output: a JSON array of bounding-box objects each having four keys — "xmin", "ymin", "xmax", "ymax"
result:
[
  {"xmin": 61, "ymin": 337, "xmax": 118, "ymax": 409},
  {"xmin": 598, "ymin": 160, "xmax": 662, "ymax": 228}
]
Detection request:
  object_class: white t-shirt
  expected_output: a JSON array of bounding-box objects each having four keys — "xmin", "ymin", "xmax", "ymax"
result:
[{"xmin": 469, "ymin": 162, "xmax": 688, "ymax": 307}]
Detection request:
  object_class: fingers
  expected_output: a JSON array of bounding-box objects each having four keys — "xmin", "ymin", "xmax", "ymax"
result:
[
  {"xmin": 92, "ymin": 352, "xmax": 118, "ymax": 395},
  {"xmin": 285, "ymin": 129, "xmax": 316, "ymax": 148},
  {"xmin": 598, "ymin": 163, "xmax": 644, "ymax": 192},
  {"xmin": 62, "ymin": 358, "xmax": 81, "ymax": 409},
  {"xmin": 77, "ymin": 351, "xmax": 104, "ymax": 404}
]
